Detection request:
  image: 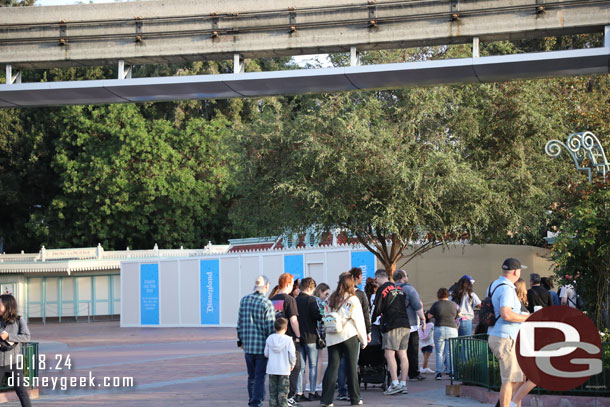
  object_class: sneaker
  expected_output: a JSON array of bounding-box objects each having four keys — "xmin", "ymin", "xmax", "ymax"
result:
[
  {"xmin": 295, "ymin": 395, "xmax": 307, "ymax": 402},
  {"xmin": 384, "ymin": 384, "xmax": 402, "ymax": 395},
  {"xmin": 435, "ymin": 373, "xmax": 442, "ymax": 380},
  {"xmin": 287, "ymin": 398, "xmax": 301, "ymax": 407},
  {"xmin": 422, "ymin": 368, "xmax": 435, "ymax": 374},
  {"xmin": 351, "ymin": 400, "xmax": 363, "ymax": 405},
  {"xmin": 320, "ymin": 403, "xmax": 334, "ymax": 407},
  {"xmin": 400, "ymin": 384, "xmax": 408, "ymax": 394},
  {"xmin": 336, "ymin": 394, "xmax": 349, "ymax": 401},
  {"xmin": 309, "ymin": 392, "xmax": 321, "ymax": 401},
  {"xmin": 409, "ymin": 375, "xmax": 425, "ymax": 381}
]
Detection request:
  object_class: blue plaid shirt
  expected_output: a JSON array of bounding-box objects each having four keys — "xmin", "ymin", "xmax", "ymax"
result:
[{"xmin": 237, "ymin": 291, "xmax": 275, "ymax": 354}]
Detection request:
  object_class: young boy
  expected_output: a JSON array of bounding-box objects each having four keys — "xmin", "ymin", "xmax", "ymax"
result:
[{"xmin": 265, "ymin": 317, "xmax": 297, "ymax": 407}]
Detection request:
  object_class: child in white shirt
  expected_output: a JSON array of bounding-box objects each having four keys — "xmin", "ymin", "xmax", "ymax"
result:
[
  {"xmin": 265, "ymin": 317, "xmax": 296, "ymax": 407},
  {"xmin": 418, "ymin": 313, "xmax": 435, "ymax": 374}
]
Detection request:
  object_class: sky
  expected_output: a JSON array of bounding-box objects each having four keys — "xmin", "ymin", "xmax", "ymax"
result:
[{"xmin": 34, "ymin": 0, "xmax": 332, "ymax": 67}]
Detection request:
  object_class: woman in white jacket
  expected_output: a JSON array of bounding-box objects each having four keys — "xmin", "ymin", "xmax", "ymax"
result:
[{"xmin": 320, "ymin": 273, "xmax": 367, "ymax": 407}]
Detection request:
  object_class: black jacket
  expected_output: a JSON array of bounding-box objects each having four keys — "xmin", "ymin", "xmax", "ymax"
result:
[
  {"xmin": 296, "ymin": 293, "xmax": 323, "ymax": 344},
  {"xmin": 526, "ymin": 286, "xmax": 553, "ymax": 313}
]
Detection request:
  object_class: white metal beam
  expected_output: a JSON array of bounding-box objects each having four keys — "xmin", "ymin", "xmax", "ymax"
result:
[{"xmin": 0, "ymin": 47, "xmax": 608, "ymax": 108}]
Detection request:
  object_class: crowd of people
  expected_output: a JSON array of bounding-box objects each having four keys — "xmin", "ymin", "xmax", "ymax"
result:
[{"xmin": 237, "ymin": 260, "xmax": 580, "ymax": 407}]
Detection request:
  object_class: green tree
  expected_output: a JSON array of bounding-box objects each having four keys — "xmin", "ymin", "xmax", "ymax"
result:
[
  {"xmin": 231, "ymin": 92, "xmax": 494, "ymax": 274},
  {"xmin": 30, "ymin": 104, "xmax": 235, "ymax": 249},
  {"xmin": 551, "ymin": 182, "xmax": 610, "ymax": 329}
]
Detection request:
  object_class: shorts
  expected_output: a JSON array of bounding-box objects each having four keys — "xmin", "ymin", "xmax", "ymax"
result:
[
  {"xmin": 382, "ymin": 327, "xmax": 410, "ymax": 351},
  {"xmin": 420, "ymin": 345, "xmax": 433, "ymax": 354},
  {"xmin": 488, "ymin": 335, "xmax": 524, "ymax": 384}
]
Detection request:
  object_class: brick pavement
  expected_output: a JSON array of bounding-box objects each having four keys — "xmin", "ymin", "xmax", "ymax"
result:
[{"xmin": 6, "ymin": 322, "xmax": 494, "ymax": 407}]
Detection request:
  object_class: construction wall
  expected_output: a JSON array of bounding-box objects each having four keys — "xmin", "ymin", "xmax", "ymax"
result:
[
  {"xmin": 403, "ymin": 244, "xmax": 554, "ymax": 309},
  {"xmin": 120, "ymin": 243, "xmax": 554, "ymax": 328},
  {"xmin": 120, "ymin": 247, "xmax": 376, "ymax": 327}
]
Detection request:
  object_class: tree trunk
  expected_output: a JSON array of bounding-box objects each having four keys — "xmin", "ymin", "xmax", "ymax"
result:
[{"xmin": 383, "ymin": 259, "xmax": 397, "ymax": 282}]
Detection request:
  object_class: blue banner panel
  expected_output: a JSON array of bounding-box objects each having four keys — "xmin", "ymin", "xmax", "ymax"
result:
[
  {"xmin": 351, "ymin": 251, "xmax": 376, "ymax": 290},
  {"xmin": 140, "ymin": 264, "xmax": 159, "ymax": 325},
  {"xmin": 201, "ymin": 259, "xmax": 220, "ymax": 325},
  {"xmin": 284, "ymin": 255, "xmax": 304, "ymax": 281}
]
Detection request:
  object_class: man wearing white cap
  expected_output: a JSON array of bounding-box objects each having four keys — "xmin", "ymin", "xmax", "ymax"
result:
[{"xmin": 237, "ymin": 275, "xmax": 276, "ymax": 407}]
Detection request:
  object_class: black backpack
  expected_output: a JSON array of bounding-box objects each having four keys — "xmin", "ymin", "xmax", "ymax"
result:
[{"xmin": 478, "ymin": 283, "xmax": 508, "ymax": 328}]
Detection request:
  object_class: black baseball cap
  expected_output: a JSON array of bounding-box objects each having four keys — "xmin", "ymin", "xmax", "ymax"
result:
[{"xmin": 502, "ymin": 258, "xmax": 527, "ymax": 271}]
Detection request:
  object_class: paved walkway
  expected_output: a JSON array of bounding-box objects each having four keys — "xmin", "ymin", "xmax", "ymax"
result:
[{"xmin": 10, "ymin": 322, "xmax": 495, "ymax": 407}]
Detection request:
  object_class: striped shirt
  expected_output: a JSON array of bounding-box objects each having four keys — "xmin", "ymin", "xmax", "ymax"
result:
[{"xmin": 237, "ymin": 291, "xmax": 275, "ymax": 354}]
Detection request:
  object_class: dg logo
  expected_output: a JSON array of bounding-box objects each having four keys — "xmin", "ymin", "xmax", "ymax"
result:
[{"xmin": 516, "ymin": 306, "xmax": 603, "ymax": 391}]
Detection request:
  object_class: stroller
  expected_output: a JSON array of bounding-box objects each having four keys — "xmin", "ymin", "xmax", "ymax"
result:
[{"xmin": 358, "ymin": 327, "xmax": 389, "ymax": 390}]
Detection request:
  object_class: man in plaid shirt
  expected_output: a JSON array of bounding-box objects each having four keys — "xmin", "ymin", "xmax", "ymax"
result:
[{"xmin": 238, "ymin": 275, "xmax": 276, "ymax": 407}]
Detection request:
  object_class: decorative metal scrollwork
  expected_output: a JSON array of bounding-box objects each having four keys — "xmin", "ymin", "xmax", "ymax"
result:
[{"xmin": 545, "ymin": 131, "xmax": 609, "ymax": 182}]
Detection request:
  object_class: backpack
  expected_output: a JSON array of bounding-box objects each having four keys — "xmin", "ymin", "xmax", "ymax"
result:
[
  {"xmin": 559, "ymin": 286, "xmax": 583, "ymax": 310},
  {"xmin": 380, "ymin": 286, "xmax": 405, "ymax": 332},
  {"xmin": 567, "ymin": 290, "xmax": 584, "ymax": 310},
  {"xmin": 478, "ymin": 283, "xmax": 508, "ymax": 328},
  {"xmin": 322, "ymin": 297, "xmax": 352, "ymax": 334}
]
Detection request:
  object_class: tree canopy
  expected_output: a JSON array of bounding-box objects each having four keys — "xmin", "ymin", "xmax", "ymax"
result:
[{"xmin": 231, "ymin": 90, "xmax": 495, "ymax": 273}]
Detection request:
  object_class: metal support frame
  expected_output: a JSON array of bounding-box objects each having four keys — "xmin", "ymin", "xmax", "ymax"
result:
[
  {"xmin": 368, "ymin": 3, "xmax": 377, "ymax": 27},
  {"xmin": 118, "ymin": 60, "xmax": 132, "ymax": 80},
  {"xmin": 289, "ymin": 10, "xmax": 297, "ymax": 33},
  {"xmin": 450, "ymin": 0, "xmax": 460, "ymax": 20},
  {"xmin": 545, "ymin": 131, "xmax": 610, "ymax": 182},
  {"xmin": 233, "ymin": 53, "xmax": 245, "ymax": 74},
  {"xmin": 472, "ymin": 37, "xmax": 480, "ymax": 58},
  {"xmin": 59, "ymin": 23, "xmax": 67, "ymax": 46},
  {"xmin": 5, "ymin": 65, "xmax": 21, "ymax": 84},
  {"xmin": 350, "ymin": 46, "xmax": 360, "ymax": 66},
  {"xmin": 135, "ymin": 19, "xmax": 143, "ymax": 43}
]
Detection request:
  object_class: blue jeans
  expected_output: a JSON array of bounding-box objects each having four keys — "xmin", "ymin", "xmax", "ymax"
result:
[
  {"xmin": 245, "ymin": 353, "xmax": 267, "ymax": 407},
  {"xmin": 297, "ymin": 342, "xmax": 319, "ymax": 394},
  {"xmin": 433, "ymin": 326, "xmax": 458, "ymax": 375},
  {"xmin": 337, "ymin": 346, "xmax": 360, "ymax": 397},
  {"xmin": 458, "ymin": 319, "xmax": 472, "ymax": 337}
]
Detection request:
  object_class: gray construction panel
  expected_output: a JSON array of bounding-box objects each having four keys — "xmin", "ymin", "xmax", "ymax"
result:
[
  {"xmin": 346, "ymin": 59, "xmax": 479, "ymax": 89},
  {"xmin": 107, "ymin": 75, "xmax": 240, "ymax": 102},
  {"xmin": 474, "ymin": 49, "xmax": 610, "ymax": 82},
  {"xmin": 226, "ymin": 69, "xmax": 356, "ymax": 96}
]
